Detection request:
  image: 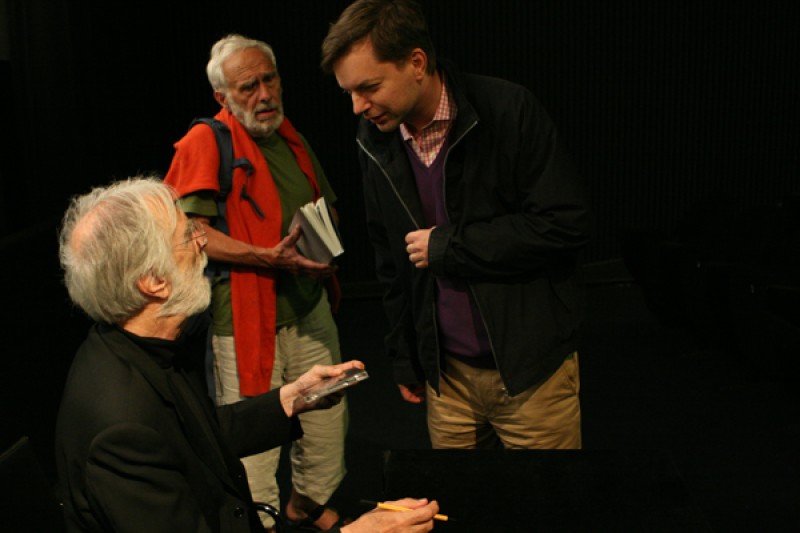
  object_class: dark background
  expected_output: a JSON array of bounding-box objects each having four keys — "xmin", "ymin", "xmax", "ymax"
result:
[
  {"xmin": 2, "ymin": 1, "xmax": 799, "ymax": 530},
  {"xmin": 3, "ymin": 1, "xmax": 799, "ymax": 265}
]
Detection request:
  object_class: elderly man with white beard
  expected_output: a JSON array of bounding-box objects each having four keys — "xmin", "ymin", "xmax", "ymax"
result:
[
  {"xmin": 164, "ymin": 33, "xmax": 347, "ymax": 531},
  {"xmin": 54, "ymin": 177, "xmax": 439, "ymax": 533}
]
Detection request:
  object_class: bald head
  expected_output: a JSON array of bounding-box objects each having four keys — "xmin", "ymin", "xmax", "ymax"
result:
[{"xmin": 59, "ymin": 177, "xmax": 180, "ymax": 324}]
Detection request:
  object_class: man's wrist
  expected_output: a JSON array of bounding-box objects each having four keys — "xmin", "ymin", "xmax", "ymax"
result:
[
  {"xmin": 253, "ymin": 247, "xmax": 277, "ymax": 269},
  {"xmin": 278, "ymin": 383, "xmax": 299, "ymax": 417}
]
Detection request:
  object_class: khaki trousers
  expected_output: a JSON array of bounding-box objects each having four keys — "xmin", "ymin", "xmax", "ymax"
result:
[
  {"xmin": 213, "ymin": 294, "xmax": 346, "ymax": 526},
  {"xmin": 426, "ymin": 352, "xmax": 581, "ymax": 449}
]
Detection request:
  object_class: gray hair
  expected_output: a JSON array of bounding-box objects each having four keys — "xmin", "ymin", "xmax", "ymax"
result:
[
  {"xmin": 59, "ymin": 177, "xmax": 179, "ymax": 324},
  {"xmin": 206, "ymin": 33, "xmax": 278, "ymax": 92}
]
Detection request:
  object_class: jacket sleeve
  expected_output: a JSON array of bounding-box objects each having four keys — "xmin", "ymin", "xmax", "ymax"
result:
[
  {"xmin": 359, "ymin": 148, "xmax": 425, "ymax": 386},
  {"xmin": 428, "ymin": 88, "xmax": 591, "ymax": 280},
  {"xmin": 84, "ymin": 423, "xmax": 211, "ymax": 532},
  {"xmin": 215, "ymin": 389, "xmax": 302, "ymax": 458}
]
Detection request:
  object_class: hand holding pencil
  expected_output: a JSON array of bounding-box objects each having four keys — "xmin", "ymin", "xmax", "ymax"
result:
[{"xmin": 341, "ymin": 498, "xmax": 441, "ymax": 532}]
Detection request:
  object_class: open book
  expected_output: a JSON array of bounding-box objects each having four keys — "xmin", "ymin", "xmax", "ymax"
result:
[{"xmin": 290, "ymin": 197, "xmax": 344, "ymax": 264}]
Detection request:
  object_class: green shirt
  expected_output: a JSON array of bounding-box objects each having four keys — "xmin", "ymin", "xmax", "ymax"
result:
[{"xmin": 177, "ymin": 132, "xmax": 336, "ymax": 335}]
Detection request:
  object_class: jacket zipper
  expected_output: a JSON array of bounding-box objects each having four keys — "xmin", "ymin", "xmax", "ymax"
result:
[
  {"xmin": 356, "ymin": 138, "xmax": 421, "ymax": 230},
  {"xmin": 358, "ymin": 120, "xmax": 507, "ymax": 396},
  {"xmin": 441, "ymin": 120, "xmax": 506, "ymax": 390}
]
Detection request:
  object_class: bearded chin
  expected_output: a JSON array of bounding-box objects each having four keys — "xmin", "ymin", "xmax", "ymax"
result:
[
  {"xmin": 229, "ymin": 100, "xmax": 284, "ymax": 138},
  {"xmin": 159, "ymin": 254, "xmax": 211, "ymax": 318}
]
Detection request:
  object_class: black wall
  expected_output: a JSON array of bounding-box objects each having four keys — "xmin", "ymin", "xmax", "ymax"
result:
[{"xmin": 4, "ymin": 1, "xmax": 799, "ymax": 269}]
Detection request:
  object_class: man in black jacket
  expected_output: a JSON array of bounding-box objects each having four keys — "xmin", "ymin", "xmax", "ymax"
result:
[
  {"xmin": 322, "ymin": 0, "xmax": 591, "ymax": 449},
  {"xmin": 55, "ymin": 177, "xmax": 439, "ymax": 531}
]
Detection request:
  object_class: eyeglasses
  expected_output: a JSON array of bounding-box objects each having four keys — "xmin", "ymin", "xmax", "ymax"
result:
[{"xmin": 176, "ymin": 219, "xmax": 208, "ymax": 248}]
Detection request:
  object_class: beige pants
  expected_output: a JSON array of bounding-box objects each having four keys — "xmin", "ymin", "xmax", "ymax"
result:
[
  {"xmin": 426, "ymin": 352, "xmax": 581, "ymax": 449},
  {"xmin": 213, "ymin": 294, "xmax": 347, "ymax": 526}
]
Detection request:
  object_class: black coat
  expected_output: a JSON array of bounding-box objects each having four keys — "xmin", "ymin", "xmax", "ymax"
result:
[
  {"xmin": 55, "ymin": 321, "xmax": 301, "ymax": 532},
  {"xmin": 356, "ymin": 59, "xmax": 592, "ymax": 396}
]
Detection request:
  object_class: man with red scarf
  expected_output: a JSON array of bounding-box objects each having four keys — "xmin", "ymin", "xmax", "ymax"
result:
[{"xmin": 165, "ymin": 34, "xmax": 346, "ymax": 532}]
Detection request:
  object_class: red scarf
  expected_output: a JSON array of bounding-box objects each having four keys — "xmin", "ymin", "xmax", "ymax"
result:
[{"xmin": 165, "ymin": 108, "xmax": 319, "ymax": 395}]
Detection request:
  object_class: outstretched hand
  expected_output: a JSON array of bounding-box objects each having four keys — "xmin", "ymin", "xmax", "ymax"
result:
[
  {"xmin": 279, "ymin": 360, "xmax": 365, "ymax": 417},
  {"xmin": 260, "ymin": 225, "xmax": 338, "ymax": 278}
]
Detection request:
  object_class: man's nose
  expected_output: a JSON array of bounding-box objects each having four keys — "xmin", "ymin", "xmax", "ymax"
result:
[
  {"xmin": 352, "ymin": 93, "xmax": 369, "ymax": 116},
  {"xmin": 257, "ymin": 81, "xmax": 275, "ymax": 101}
]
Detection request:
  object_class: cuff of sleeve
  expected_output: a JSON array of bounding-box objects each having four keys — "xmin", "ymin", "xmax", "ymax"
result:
[
  {"xmin": 392, "ymin": 358, "xmax": 423, "ymax": 386},
  {"xmin": 427, "ymin": 225, "xmax": 452, "ymax": 275}
]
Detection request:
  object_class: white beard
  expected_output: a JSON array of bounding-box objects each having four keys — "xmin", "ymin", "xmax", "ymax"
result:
[
  {"xmin": 159, "ymin": 252, "xmax": 211, "ymax": 318},
  {"xmin": 227, "ymin": 96, "xmax": 285, "ymax": 138}
]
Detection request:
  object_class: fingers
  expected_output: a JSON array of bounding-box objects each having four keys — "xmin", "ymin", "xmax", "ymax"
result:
[
  {"xmin": 405, "ymin": 248, "xmax": 427, "ymax": 267},
  {"xmin": 283, "ymin": 224, "xmax": 303, "ymax": 245},
  {"xmin": 307, "ymin": 390, "xmax": 345, "ymax": 410},
  {"xmin": 410, "ymin": 257, "xmax": 428, "ymax": 269},
  {"xmin": 275, "ymin": 225, "xmax": 341, "ymax": 276},
  {"xmin": 272, "ymin": 244, "xmax": 337, "ymax": 277},
  {"xmin": 295, "ymin": 256, "xmax": 338, "ymax": 275},
  {"xmin": 346, "ymin": 498, "xmax": 438, "ymax": 533},
  {"xmin": 314, "ymin": 360, "xmax": 364, "ymax": 378},
  {"xmin": 343, "ymin": 359, "xmax": 366, "ymax": 370},
  {"xmin": 299, "ymin": 361, "xmax": 365, "ymax": 395},
  {"xmin": 380, "ymin": 498, "xmax": 439, "ymax": 528},
  {"xmin": 384, "ymin": 497, "xmax": 431, "ymax": 510},
  {"xmin": 290, "ymin": 361, "xmax": 366, "ymax": 415},
  {"xmin": 304, "ymin": 363, "xmax": 340, "ymax": 382},
  {"xmin": 405, "ymin": 229, "xmax": 431, "ymax": 269},
  {"xmin": 398, "ymin": 383, "xmax": 426, "ymax": 404}
]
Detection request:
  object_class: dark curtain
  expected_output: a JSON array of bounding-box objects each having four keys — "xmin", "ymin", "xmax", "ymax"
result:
[{"xmin": 3, "ymin": 0, "xmax": 800, "ymax": 271}]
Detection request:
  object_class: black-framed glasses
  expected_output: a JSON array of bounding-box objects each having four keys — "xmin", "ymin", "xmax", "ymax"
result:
[{"xmin": 176, "ymin": 219, "xmax": 208, "ymax": 248}]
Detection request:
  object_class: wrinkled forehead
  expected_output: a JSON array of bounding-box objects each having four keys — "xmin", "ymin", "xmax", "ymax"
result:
[{"xmin": 223, "ymin": 48, "xmax": 275, "ymax": 81}]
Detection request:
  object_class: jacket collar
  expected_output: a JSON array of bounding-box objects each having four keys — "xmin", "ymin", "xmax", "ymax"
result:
[{"xmin": 437, "ymin": 58, "xmax": 480, "ymax": 139}]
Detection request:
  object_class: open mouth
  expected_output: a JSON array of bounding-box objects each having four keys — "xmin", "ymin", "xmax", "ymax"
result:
[
  {"xmin": 256, "ymin": 108, "xmax": 277, "ymax": 119},
  {"xmin": 368, "ymin": 113, "xmax": 387, "ymax": 124}
]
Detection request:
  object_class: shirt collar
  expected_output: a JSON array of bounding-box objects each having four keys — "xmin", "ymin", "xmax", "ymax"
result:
[{"xmin": 400, "ymin": 74, "xmax": 456, "ymax": 141}]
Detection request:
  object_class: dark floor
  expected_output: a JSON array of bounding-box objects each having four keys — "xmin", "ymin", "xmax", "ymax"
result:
[
  {"xmin": 3, "ymin": 238, "xmax": 799, "ymax": 531},
  {"xmin": 302, "ymin": 270, "xmax": 800, "ymax": 532}
]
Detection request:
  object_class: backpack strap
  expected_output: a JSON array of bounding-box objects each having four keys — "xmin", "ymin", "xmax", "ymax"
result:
[
  {"xmin": 189, "ymin": 118, "xmax": 262, "ymax": 236},
  {"xmin": 187, "ymin": 118, "xmax": 342, "ymax": 315},
  {"xmin": 189, "ymin": 117, "xmax": 258, "ymax": 281}
]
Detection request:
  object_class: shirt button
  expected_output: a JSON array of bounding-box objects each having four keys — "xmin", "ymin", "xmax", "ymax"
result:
[{"xmin": 234, "ymin": 507, "xmax": 245, "ymax": 518}]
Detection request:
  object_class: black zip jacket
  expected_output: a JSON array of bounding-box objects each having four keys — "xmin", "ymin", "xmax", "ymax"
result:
[{"xmin": 356, "ymin": 59, "xmax": 591, "ymax": 396}]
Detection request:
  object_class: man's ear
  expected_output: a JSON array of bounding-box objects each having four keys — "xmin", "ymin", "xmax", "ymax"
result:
[
  {"xmin": 137, "ymin": 274, "xmax": 170, "ymax": 301},
  {"xmin": 213, "ymin": 91, "xmax": 228, "ymax": 109},
  {"xmin": 409, "ymin": 48, "xmax": 428, "ymax": 80}
]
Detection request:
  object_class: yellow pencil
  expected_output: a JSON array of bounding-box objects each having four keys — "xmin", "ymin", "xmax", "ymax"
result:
[{"xmin": 366, "ymin": 500, "xmax": 449, "ymax": 521}]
